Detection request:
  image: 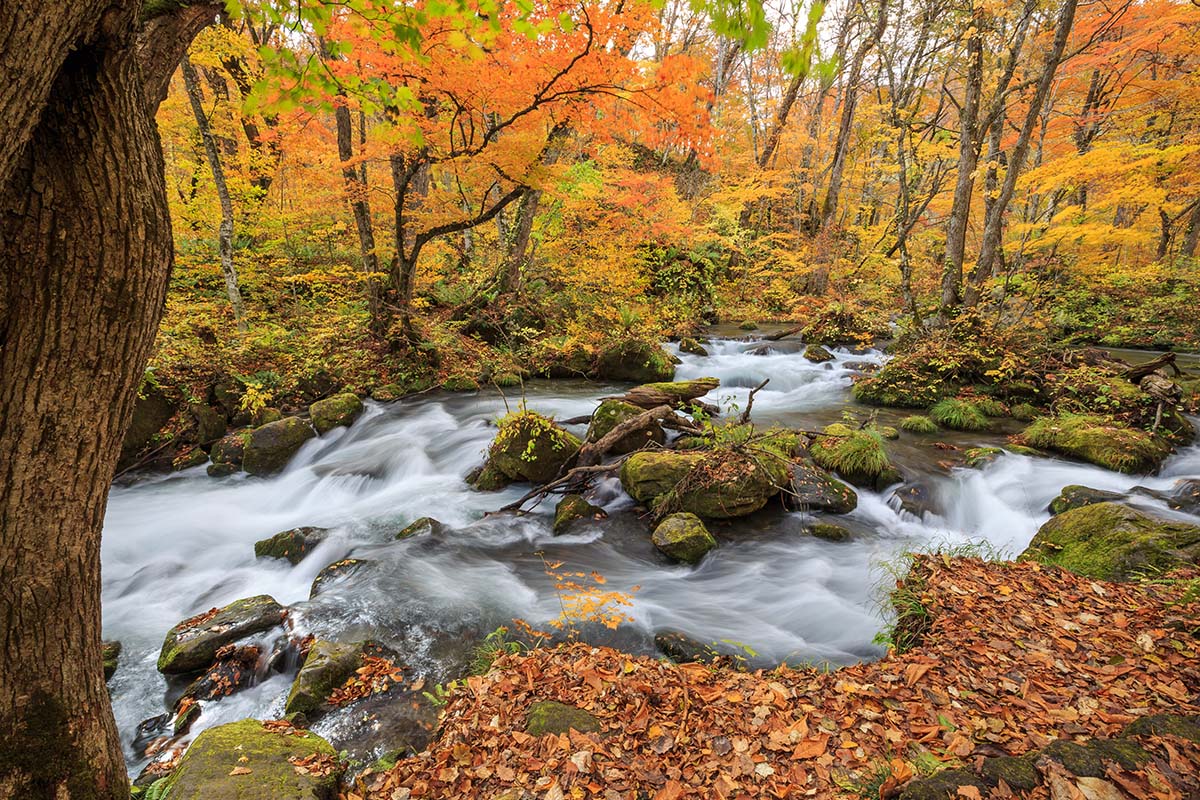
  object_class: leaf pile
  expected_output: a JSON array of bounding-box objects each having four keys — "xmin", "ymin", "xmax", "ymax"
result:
[
  {"xmin": 366, "ymin": 556, "xmax": 1200, "ymax": 799},
  {"xmin": 328, "ymin": 655, "xmax": 406, "ymax": 707}
]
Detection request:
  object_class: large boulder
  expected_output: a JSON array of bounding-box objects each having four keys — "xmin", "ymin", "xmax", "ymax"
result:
[
  {"xmin": 620, "ymin": 450, "xmax": 787, "ymax": 519},
  {"xmin": 1021, "ymin": 414, "xmax": 1171, "ymax": 474},
  {"xmin": 285, "ymin": 640, "xmax": 364, "ymax": 716},
  {"xmin": 243, "ymin": 417, "xmax": 317, "ymax": 476},
  {"xmin": 158, "ymin": 596, "xmax": 285, "ymax": 674},
  {"xmin": 586, "ymin": 399, "xmax": 665, "ymax": 454},
  {"xmin": 785, "ymin": 462, "xmax": 858, "ymax": 514},
  {"xmin": 487, "ymin": 411, "xmax": 582, "ymax": 484},
  {"xmin": 308, "ymin": 392, "xmax": 363, "ymax": 434},
  {"xmin": 651, "ymin": 513, "xmax": 717, "ymax": 563},
  {"xmin": 254, "ymin": 527, "xmax": 329, "ymax": 565},
  {"xmin": 619, "ymin": 451, "xmax": 705, "ymax": 503},
  {"xmin": 810, "ymin": 423, "xmax": 900, "ymax": 490},
  {"xmin": 1048, "ymin": 485, "xmax": 1126, "ymax": 515},
  {"xmin": 120, "ymin": 384, "xmax": 177, "ymax": 467},
  {"xmin": 154, "ymin": 719, "xmax": 341, "ymax": 800},
  {"xmin": 208, "ymin": 432, "xmax": 246, "ymax": 476},
  {"xmin": 1021, "ymin": 502, "xmax": 1200, "ymax": 580},
  {"xmin": 592, "ymin": 339, "xmax": 675, "ymax": 383}
]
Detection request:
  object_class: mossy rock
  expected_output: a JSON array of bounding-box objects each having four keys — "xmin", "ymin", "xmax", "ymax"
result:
[
  {"xmin": 207, "ymin": 462, "xmax": 239, "ymax": 477},
  {"xmin": 1020, "ymin": 502, "xmax": 1200, "ymax": 580},
  {"xmin": 1041, "ymin": 739, "xmax": 1105, "ymax": 777},
  {"xmin": 210, "ymin": 432, "xmax": 246, "ymax": 469},
  {"xmin": 173, "ymin": 447, "xmax": 208, "ymax": 471},
  {"xmin": 121, "ymin": 384, "xmax": 177, "ymax": 465},
  {"xmin": 371, "ymin": 383, "xmax": 404, "ymax": 402},
  {"xmin": 980, "ymin": 756, "xmax": 1039, "ymax": 792},
  {"xmin": 679, "ymin": 338, "xmax": 708, "ymax": 356},
  {"xmin": 619, "ymin": 451, "xmax": 706, "ymax": 503},
  {"xmin": 899, "ymin": 415, "xmax": 938, "ymax": 434},
  {"xmin": 467, "ymin": 461, "xmax": 512, "ymax": 492},
  {"xmin": 738, "ymin": 320, "xmax": 758, "ymax": 331},
  {"xmin": 592, "ymin": 339, "xmax": 675, "ymax": 383},
  {"xmin": 254, "ymin": 407, "xmax": 284, "ymax": 426},
  {"xmin": 1047, "ymin": 485, "xmax": 1125, "ymax": 515},
  {"xmin": 586, "ymin": 399, "xmax": 664, "ymax": 455},
  {"xmin": 1122, "ymin": 713, "xmax": 1200, "ymax": 743},
  {"xmin": 929, "ymin": 399, "xmax": 989, "ymax": 431},
  {"xmin": 255, "ymin": 526, "xmax": 329, "ymax": 565},
  {"xmin": 285, "ymin": 640, "xmax": 364, "ymax": 716},
  {"xmin": 442, "ymin": 375, "xmax": 480, "ymax": 392},
  {"xmin": 972, "ymin": 397, "xmax": 1008, "ymax": 418},
  {"xmin": 898, "ymin": 769, "xmax": 990, "ymax": 800},
  {"xmin": 158, "ymin": 595, "xmax": 285, "ymax": 674},
  {"xmin": 102, "ymin": 640, "xmax": 122, "ymax": 681},
  {"xmin": 243, "ymin": 417, "xmax": 317, "ymax": 476},
  {"xmin": 553, "ymin": 494, "xmax": 604, "ymax": 535},
  {"xmin": 1010, "ymin": 402, "xmax": 1039, "ymax": 421},
  {"xmin": 309, "ymin": 393, "xmax": 363, "ymax": 434},
  {"xmin": 810, "ymin": 424, "xmax": 897, "ymax": 490},
  {"xmin": 1022, "ymin": 414, "xmax": 1171, "ymax": 473},
  {"xmin": 654, "ymin": 631, "xmax": 718, "ymax": 664},
  {"xmin": 651, "ymin": 513, "xmax": 716, "ymax": 563},
  {"xmin": 1088, "ymin": 738, "xmax": 1152, "ymax": 770},
  {"xmin": 190, "ymin": 403, "xmax": 227, "ymax": 445},
  {"xmin": 786, "ymin": 462, "xmax": 858, "ymax": 514},
  {"xmin": 852, "ymin": 363, "xmax": 948, "ymax": 408},
  {"xmin": 806, "ymin": 522, "xmax": 852, "ymax": 542},
  {"xmin": 396, "ymin": 517, "xmax": 445, "ymax": 540},
  {"xmin": 488, "ymin": 411, "xmax": 582, "ymax": 484},
  {"xmin": 803, "ymin": 344, "xmax": 834, "ymax": 363},
  {"xmin": 157, "ymin": 719, "xmax": 341, "ymax": 800},
  {"xmin": 310, "ymin": 559, "xmax": 372, "ymax": 598},
  {"xmin": 1005, "ymin": 444, "xmax": 1044, "ymax": 457},
  {"xmin": 525, "ymin": 701, "xmax": 601, "ymax": 736},
  {"xmin": 963, "ymin": 447, "xmax": 1003, "ymax": 469}
]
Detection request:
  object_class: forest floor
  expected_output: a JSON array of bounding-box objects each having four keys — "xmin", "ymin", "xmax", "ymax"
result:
[{"xmin": 358, "ymin": 556, "xmax": 1200, "ymax": 799}]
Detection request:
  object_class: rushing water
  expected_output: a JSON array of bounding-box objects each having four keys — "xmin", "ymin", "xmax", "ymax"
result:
[{"xmin": 101, "ymin": 336, "xmax": 1200, "ymax": 773}]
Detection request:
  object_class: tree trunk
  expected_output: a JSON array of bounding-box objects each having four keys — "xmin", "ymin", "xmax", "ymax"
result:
[
  {"xmin": 181, "ymin": 54, "xmax": 247, "ymax": 331},
  {"xmin": 500, "ymin": 189, "xmax": 542, "ymax": 294},
  {"xmin": 0, "ymin": 2, "xmax": 216, "ymax": 796},
  {"xmin": 1183, "ymin": 198, "xmax": 1200, "ymax": 258},
  {"xmin": 335, "ymin": 101, "xmax": 383, "ymax": 333}
]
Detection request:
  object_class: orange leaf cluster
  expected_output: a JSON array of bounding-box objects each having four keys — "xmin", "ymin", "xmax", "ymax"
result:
[{"xmin": 328, "ymin": 655, "xmax": 406, "ymax": 707}]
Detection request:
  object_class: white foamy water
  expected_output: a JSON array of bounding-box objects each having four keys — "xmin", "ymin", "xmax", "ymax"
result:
[{"xmin": 101, "ymin": 337, "xmax": 1200, "ymax": 772}]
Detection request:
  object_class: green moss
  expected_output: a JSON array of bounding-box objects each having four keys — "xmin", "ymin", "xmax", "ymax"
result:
[
  {"xmin": 738, "ymin": 320, "xmax": 758, "ymax": 330},
  {"xmin": 254, "ymin": 526, "xmax": 328, "ymax": 565},
  {"xmin": 929, "ymin": 399, "xmax": 989, "ymax": 431},
  {"xmin": 973, "ymin": 397, "xmax": 1008, "ymax": 417},
  {"xmin": 0, "ymin": 690, "xmax": 114, "ymax": 800},
  {"xmin": 1047, "ymin": 485, "xmax": 1125, "ymax": 515},
  {"xmin": 442, "ymin": 375, "xmax": 480, "ymax": 392},
  {"xmin": 554, "ymin": 494, "xmax": 603, "ymax": 535},
  {"xmin": 468, "ymin": 461, "xmax": 512, "ymax": 491},
  {"xmin": 679, "ymin": 338, "xmax": 708, "ymax": 356},
  {"xmin": 803, "ymin": 344, "xmax": 834, "ymax": 363},
  {"xmin": 810, "ymin": 424, "xmax": 895, "ymax": 488},
  {"xmin": 489, "ymin": 411, "xmax": 582, "ymax": 484},
  {"xmin": 371, "ymin": 383, "xmax": 405, "ymax": 402},
  {"xmin": 158, "ymin": 595, "xmax": 284, "ymax": 674},
  {"xmin": 525, "ymin": 701, "xmax": 600, "ymax": 736},
  {"xmin": 852, "ymin": 364, "xmax": 947, "ymax": 408},
  {"xmin": 493, "ymin": 372, "xmax": 522, "ymax": 388},
  {"xmin": 243, "ymin": 417, "xmax": 317, "ymax": 476},
  {"xmin": 807, "ymin": 522, "xmax": 852, "ymax": 542},
  {"xmin": 980, "ymin": 756, "xmax": 1039, "ymax": 792},
  {"xmin": 285, "ymin": 640, "xmax": 363, "ymax": 715},
  {"xmin": 899, "ymin": 415, "xmax": 938, "ymax": 434},
  {"xmin": 1123, "ymin": 713, "xmax": 1200, "ymax": 743},
  {"xmin": 1042, "ymin": 739, "xmax": 1104, "ymax": 777},
  {"xmin": 309, "ymin": 392, "xmax": 363, "ymax": 434},
  {"xmin": 1022, "ymin": 414, "xmax": 1171, "ymax": 473},
  {"xmin": 652, "ymin": 513, "xmax": 717, "ymax": 563},
  {"xmin": 586, "ymin": 399, "xmax": 664, "ymax": 454},
  {"xmin": 619, "ymin": 451, "xmax": 706, "ymax": 503},
  {"xmin": 102, "ymin": 640, "xmax": 121, "ymax": 681},
  {"xmin": 592, "ymin": 339, "xmax": 675, "ymax": 383},
  {"xmin": 963, "ymin": 447, "xmax": 1002, "ymax": 469},
  {"xmin": 1020, "ymin": 502, "xmax": 1200, "ymax": 580},
  {"xmin": 396, "ymin": 517, "xmax": 444, "ymax": 539},
  {"xmin": 1010, "ymin": 402, "xmax": 1038, "ymax": 421}
]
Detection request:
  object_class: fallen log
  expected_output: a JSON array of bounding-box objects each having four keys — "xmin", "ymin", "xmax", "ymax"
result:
[
  {"xmin": 618, "ymin": 377, "xmax": 719, "ymax": 410},
  {"xmin": 763, "ymin": 324, "xmax": 805, "ymax": 342},
  {"xmin": 1124, "ymin": 351, "xmax": 1181, "ymax": 382},
  {"xmin": 577, "ymin": 405, "xmax": 699, "ymax": 468}
]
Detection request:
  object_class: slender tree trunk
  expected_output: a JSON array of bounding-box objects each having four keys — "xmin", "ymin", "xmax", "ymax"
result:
[
  {"xmin": 181, "ymin": 54, "xmax": 247, "ymax": 331},
  {"xmin": 1183, "ymin": 198, "xmax": 1200, "ymax": 258},
  {"xmin": 0, "ymin": 2, "xmax": 218, "ymax": 796},
  {"xmin": 335, "ymin": 101, "xmax": 383, "ymax": 334},
  {"xmin": 500, "ymin": 189, "xmax": 541, "ymax": 293}
]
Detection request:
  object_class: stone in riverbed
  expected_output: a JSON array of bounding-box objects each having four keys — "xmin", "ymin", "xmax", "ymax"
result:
[
  {"xmin": 586, "ymin": 399, "xmax": 665, "ymax": 454},
  {"xmin": 621, "ymin": 450, "xmax": 787, "ymax": 519},
  {"xmin": 254, "ymin": 526, "xmax": 329, "ymax": 565},
  {"xmin": 1047, "ymin": 485, "xmax": 1126, "ymax": 515},
  {"xmin": 963, "ymin": 446, "xmax": 1003, "ymax": 469},
  {"xmin": 310, "ymin": 558, "xmax": 372, "ymax": 598},
  {"xmin": 102, "ymin": 640, "xmax": 121, "ymax": 680},
  {"xmin": 803, "ymin": 344, "xmax": 834, "ymax": 363},
  {"xmin": 891, "ymin": 482, "xmax": 939, "ymax": 518},
  {"xmin": 591, "ymin": 339, "xmax": 675, "ymax": 383},
  {"xmin": 208, "ymin": 431, "xmax": 246, "ymax": 475},
  {"xmin": 554, "ymin": 494, "xmax": 605, "ymax": 535},
  {"xmin": 243, "ymin": 417, "xmax": 316, "ymax": 476},
  {"xmin": 487, "ymin": 411, "xmax": 582, "ymax": 484},
  {"xmin": 806, "ymin": 522, "xmax": 852, "ymax": 542},
  {"xmin": 286, "ymin": 640, "xmax": 364, "ymax": 716},
  {"xmin": 1021, "ymin": 414, "xmax": 1171, "ymax": 474},
  {"xmin": 678, "ymin": 337, "xmax": 708, "ymax": 356},
  {"xmin": 309, "ymin": 392, "xmax": 363, "ymax": 434},
  {"xmin": 526, "ymin": 701, "xmax": 601, "ymax": 736},
  {"xmin": 1020, "ymin": 502, "xmax": 1200, "ymax": 580},
  {"xmin": 396, "ymin": 516, "xmax": 445, "ymax": 540},
  {"xmin": 158, "ymin": 595, "xmax": 285, "ymax": 674},
  {"xmin": 654, "ymin": 630, "xmax": 718, "ymax": 664},
  {"xmin": 154, "ymin": 719, "xmax": 341, "ymax": 800},
  {"xmin": 785, "ymin": 462, "xmax": 857, "ymax": 514},
  {"xmin": 651, "ymin": 513, "xmax": 716, "ymax": 563}
]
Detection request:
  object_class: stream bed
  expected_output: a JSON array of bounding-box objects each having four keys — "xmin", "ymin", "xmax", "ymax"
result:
[{"xmin": 101, "ymin": 336, "xmax": 1200, "ymax": 774}]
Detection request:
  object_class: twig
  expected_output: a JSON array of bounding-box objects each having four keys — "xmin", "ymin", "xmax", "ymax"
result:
[{"xmin": 739, "ymin": 378, "xmax": 770, "ymax": 424}]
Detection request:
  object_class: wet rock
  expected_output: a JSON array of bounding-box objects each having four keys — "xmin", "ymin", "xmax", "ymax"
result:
[
  {"xmin": 651, "ymin": 513, "xmax": 717, "ymax": 563},
  {"xmin": 738, "ymin": 320, "xmax": 758, "ymax": 331},
  {"xmin": 621, "ymin": 449, "xmax": 788, "ymax": 519},
  {"xmin": 442, "ymin": 375, "xmax": 480, "ymax": 392},
  {"xmin": 120, "ymin": 383, "xmax": 177, "ymax": 467},
  {"xmin": 592, "ymin": 339, "xmax": 675, "ymax": 383},
  {"xmin": 892, "ymin": 483, "xmax": 939, "ymax": 518},
  {"xmin": 655, "ymin": 630, "xmax": 717, "ymax": 664},
  {"xmin": 208, "ymin": 431, "xmax": 246, "ymax": 474},
  {"xmin": 206, "ymin": 461, "xmax": 239, "ymax": 478},
  {"xmin": 467, "ymin": 462, "xmax": 512, "ymax": 491},
  {"xmin": 679, "ymin": 337, "xmax": 708, "ymax": 356},
  {"xmin": 102, "ymin": 640, "xmax": 121, "ymax": 680},
  {"xmin": 181, "ymin": 644, "xmax": 261, "ymax": 704},
  {"xmin": 554, "ymin": 495, "xmax": 605, "ymax": 535},
  {"xmin": 158, "ymin": 595, "xmax": 285, "ymax": 674},
  {"xmin": 1022, "ymin": 414, "xmax": 1171, "ymax": 474},
  {"xmin": 172, "ymin": 447, "xmax": 208, "ymax": 471},
  {"xmin": 1021, "ymin": 502, "xmax": 1200, "ymax": 580},
  {"xmin": 190, "ymin": 403, "xmax": 227, "ymax": 446},
  {"xmin": 525, "ymin": 701, "xmax": 600, "ymax": 736},
  {"xmin": 843, "ymin": 360, "xmax": 879, "ymax": 374},
  {"xmin": 586, "ymin": 399, "xmax": 664, "ymax": 455},
  {"xmin": 155, "ymin": 719, "xmax": 341, "ymax": 800},
  {"xmin": 488, "ymin": 411, "xmax": 582, "ymax": 484},
  {"xmin": 1041, "ymin": 738, "xmax": 1105, "ymax": 777},
  {"xmin": 286, "ymin": 640, "xmax": 364, "ymax": 716},
  {"xmin": 898, "ymin": 769, "xmax": 990, "ymax": 800},
  {"xmin": 310, "ymin": 558, "xmax": 372, "ymax": 598},
  {"xmin": 309, "ymin": 392, "xmax": 363, "ymax": 434},
  {"xmin": 980, "ymin": 756, "xmax": 1039, "ymax": 792},
  {"xmin": 255, "ymin": 526, "xmax": 329, "ymax": 565},
  {"xmin": 1048, "ymin": 485, "xmax": 1126, "ymax": 515},
  {"xmin": 396, "ymin": 517, "xmax": 445, "ymax": 540},
  {"xmin": 371, "ymin": 383, "xmax": 405, "ymax": 402},
  {"xmin": 746, "ymin": 344, "xmax": 774, "ymax": 356},
  {"xmin": 963, "ymin": 446, "xmax": 1002, "ymax": 469},
  {"xmin": 1169, "ymin": 478, "xmax": 1200, "ymax": 513},
  {"xmin": 803, "ymin": 344, "xmax": 834, "ymax": 363},
  {"xmin": 786, "ymin": 462, "xmax": 858, "ymax": 514},
  {"xmin": 243, "ymin": 417, "xmax": 317, "ymax": 476},
  {"xmin": 619, "ymin": 451, "xmax": 705, "ymax": 503},
  {"xmin": 806, "ymin": 522, "xmax": 852, "ymax": 542},
  {"xmin": 1122, "ymin": 713, "xmax": 1200, "ymax": 743}
]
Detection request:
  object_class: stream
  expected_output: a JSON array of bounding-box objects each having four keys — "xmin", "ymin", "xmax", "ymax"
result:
[{"xmin": 101, "ymin": 335, "xmax": 1200, "ymax": 774}]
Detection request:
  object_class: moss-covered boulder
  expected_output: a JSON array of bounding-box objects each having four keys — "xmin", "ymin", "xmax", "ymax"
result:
[
  {"xmin": 738, "ymin": 320, "xmax": 758, "ymax": 331},
  {"xmin": 554, "ymin": 494, "xmax": 604, "ymax": 535},
  {"xmin": 158, "ymin": 596, "xmax": 285, "ymax": 674},
  {"xmin": 621, "ymin": 449, "xmax": 787, "ymax": 519},
  {"xmin": 807, "ymin": 522, "xmax": 852, "ymax": 542},
  {"xmin": 103, "ymin": 640, "xmax": 121, "ymax": 680},
  {"xmin": 1048, "ymin": 485, "xmax": 1126, "ymax": 515},
  {"xmin": 1021, "ymin": 502, "xmax": 1200, "ymax": 580},
  {"xmin": 371, "ymin": 383, "xmax": 404, "ymax": 402},
  {"xmin": 396, "ymin": 516, "xmax": 445, "ymax": 540},
  {"xmin": 803, "ymin": 344, "xmax": 834, "ymax": 363},
  {"xmin": 488, "ymin": 411, "xmax": 582, "ymax": 484},
  {"xmin": 190, "ymin": 403, "xmax": 227, "ymax": 445},
  {"xmin": 619, "ymin": 451, "xmax": 706, "ymax": 503},
  {"xmin": 1022, "ymin": 414, "xmax": 1171, "ymax": 473},
  {"xmin": 254, "ymin": 526, "xmax": 328, "ymax": 565},
  {"xmin": 525, "ymin": 701, "xmax": 601, "ymax": 736},
  {"xmin": 208, "ymin": 432, "xmax": 246, "ymax": 475},
  {"xmin": 929, "ymin": 398, "xmax": 989, "ymax": 431},
  {"xmin": 979, "ymin": 756, "xmax": 1039, "ymax": 792},
  {"xmin": 309, "ymin": 392, "xmax": 363, "ymax": 434},
  {"xmin": 310, "ymin": 558, "xmax": 371, "ymax": 598},
  {"xmin": 679, "ymin": 337, "xmax": 708, "ymax": 356},
  {"xmin": 586, "ymin": 399, "xmax": 664, "ymax": 455},
  {"xmin": 852, "ymin": 363, "xmax": 947, "ymax": 408},
  {"xmin": 786, "ymin": 462, "xmax": 857, "ymax": 514},
  {"xmin": 285, "ymin": 640, "xmax": 364, "ymax": 716},
  {"xmin": 1123, "ymin": 713, "xmax": 1200, "ymax": 743},
  {"xmin": 243, "ymin": 417, "xmax": 317, "ymax": 476},
  {"xmin": 963, "ymin": 446, "xmax": 1003, "ymax": 469},
  {"xmin": 652, "ymin": 513, "xmax": 717, "ymax": 563},
  {"xmin": 810, "ymin": 424, "xmax": 899, "ymax": 490},
  {"xmin": 467, "ymin": 462, "xmax": 512, "ymax": 491},
  {"xmin": 592, "ymin": 339, "xmax": 675, "ymax": 383},
  {"xmin": 157, "ymin": 719, "xmax": 341, "ymax": 800}
]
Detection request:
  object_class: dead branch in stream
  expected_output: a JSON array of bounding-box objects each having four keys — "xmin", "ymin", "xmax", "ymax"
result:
[
  {"xmin": 497, "ymin": 462, "xmax": 626, "ymax": 513},
  {"xmin": 1124, "ymin": 351, "xmax": 1181, "ymax": 382},
  {"xmin": 738, "ymin": 379, "xmax": 770, "ymax": 424},
  {"xmin": 576, "ymin": 405, "xmax": 701, "ymax": 467},
  {"xmin": 762, "ymin": 324, "xmax": 805, "ymax": 341}
]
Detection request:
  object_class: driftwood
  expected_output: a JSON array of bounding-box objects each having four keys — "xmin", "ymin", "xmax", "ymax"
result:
[
  {"xmin": 497, "ymin": 462, "xmax": 623, "ymax": 513},
  {"xmin": 739, "ymin": 379, "xmax": 770, "ymax": 424},
  {"xmin": 1124, "ymin": 352, "xmax": 1181, "ymax": 382},
  {"xmin": 763, "ymin": 324, "xmax": 805, "ymax": 342},
  {"xmin": 577, "ymin": 405, "xmax": 699, "ymax": 468},
  {"xmin": 618, "ymin": 377, "xmax": 719, "ymax": 410}
]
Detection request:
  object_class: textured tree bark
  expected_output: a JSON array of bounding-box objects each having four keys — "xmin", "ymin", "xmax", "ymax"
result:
[
  {"xmin": 181, "ymin": 54, "xmax": 248, "ymax": 331},
  {"xmin": 335, "ymin": 101, "xmax": 383, "ymax": 333},
  {"xmin": 1183, "ymin": 199, "xmax": 1200, "ymax": 259},
  {"xmin": 0, "ymin": 1, "xmax": 217, "ymax": 796},
  {"xmin": 500, "ymin": 189, "xmax": 542, "ymax": 294}
]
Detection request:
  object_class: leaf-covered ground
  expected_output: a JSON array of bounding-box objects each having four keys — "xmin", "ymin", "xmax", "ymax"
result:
[{"xmin": 361, "ymin": 556, "xmax": 1200, "ymax": 799}]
